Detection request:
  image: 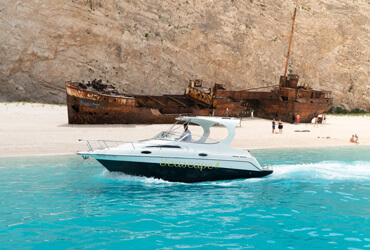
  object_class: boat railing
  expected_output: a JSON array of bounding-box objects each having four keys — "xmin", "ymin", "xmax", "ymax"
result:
[{"xmin": 78, "ymin": 139, "xmax": 135, "ymax": 151}]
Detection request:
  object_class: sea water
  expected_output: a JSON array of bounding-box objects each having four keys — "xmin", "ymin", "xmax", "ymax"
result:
[{"xmin": 0, "ymin": 146, "xmax": 369, "ymax": 249}]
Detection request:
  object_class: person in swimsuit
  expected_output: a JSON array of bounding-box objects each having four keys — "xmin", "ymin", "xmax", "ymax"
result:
[
  {"xmin": 272, "ymin": 119, "xmax": 276, "ymax": 134},
  {"xmin": 278, "ymin": 120, "xmax": 283, "ymax": 134}
]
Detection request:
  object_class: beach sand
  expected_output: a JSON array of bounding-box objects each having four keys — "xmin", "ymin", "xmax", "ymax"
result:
[{"xmin": 1, "ymin": 103, "xmax": 369, "ymax": 157}]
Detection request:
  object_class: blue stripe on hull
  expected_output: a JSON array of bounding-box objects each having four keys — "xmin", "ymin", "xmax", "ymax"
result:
[{"xmin": 97, "ymin": 159, "xmax": 273, "ymax": 183}]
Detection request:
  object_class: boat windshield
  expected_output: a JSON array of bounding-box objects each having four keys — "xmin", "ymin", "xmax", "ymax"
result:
[
  {"xmin": 152, "ymin": 131, "xmax": 220, "ymax": 144},
  {"xmin": 152, "ymin": 122, "xmax": 220, "ymax": 144}
]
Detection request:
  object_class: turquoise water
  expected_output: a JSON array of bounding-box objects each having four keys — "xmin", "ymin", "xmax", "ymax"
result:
[{"xmin": 0, "ymin": 146, "xmax": 369, "ymax": 249}]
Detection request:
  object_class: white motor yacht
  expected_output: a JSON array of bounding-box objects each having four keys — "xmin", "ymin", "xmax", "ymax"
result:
[{"xmin": 78, "ymin": 116, "xmax": 273, "ymax": 183}]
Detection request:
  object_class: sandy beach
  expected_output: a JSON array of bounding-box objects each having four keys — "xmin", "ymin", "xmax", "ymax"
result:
[{"xmin": 1, "ymin": 102, "xmax": 369, "ymax": 157}]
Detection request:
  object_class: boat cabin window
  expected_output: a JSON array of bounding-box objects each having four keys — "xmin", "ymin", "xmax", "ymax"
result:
[{"xmin": 141, "ymin": 151, "xmax": 152, "ymax": 154}]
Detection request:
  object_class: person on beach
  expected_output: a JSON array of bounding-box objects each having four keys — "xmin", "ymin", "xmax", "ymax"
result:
[
  {"xmin": 323, "ymin": 114, "xmax": 327, "ymax": 124},
  {"xmin": 278, "ymin": 120, "xmax": 283, "ymax": 134},
  {"xmin": 314, "ymin": 116, "xmax": 319, "ymax": 127},
  {"xmin": 296, "ymin": 114, "xmax": 300, "ymax": 125},
  {"xmin": 350, "ymin": 134, "xmax": 359, "ymax": 144},
  {"xmin": 355, "ymin": 134, "xmax": 359, "ymax": 144},
  {"xmin": 272, "ymin": 119, "xmax": 276, "ymax": 134},
  {"xmin": 180, "ymin": 123, "xmax": 192, "ymax": 142}
]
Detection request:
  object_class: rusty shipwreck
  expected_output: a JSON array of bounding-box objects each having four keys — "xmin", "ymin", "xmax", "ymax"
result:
[
  {"xmin": 66, "ymin": 3, "xmax": 332, "ymax": 124},
  {"xmin": 66, "ymin": 76, "xmax": 332, "ymax": 124}
]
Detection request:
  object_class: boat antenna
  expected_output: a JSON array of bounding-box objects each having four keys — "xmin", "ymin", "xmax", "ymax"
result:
[{"xmin": 283, "ymin": 0, "xmax": 299, "ymax": 78}]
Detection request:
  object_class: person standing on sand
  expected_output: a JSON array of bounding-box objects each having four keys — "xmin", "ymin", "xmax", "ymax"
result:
[
  {"xmin": 278, "ymin": 120, "xmax": 283, "ymax": 134},
  {"xmin": 296, "ymin": 114, "xmax": 300, "ymax": 125},
  {"xmin": 323, "ymin": 114, "xmax": 327, "ymax": 124},
  {"xmin": 355, "ymin": 134, "xmax": 359, "ymax": 144},
  {"xmin": 314, "ymin": 116, "xmax": 319, "ymax": 127},
  {"xmin": 272, "ymin": 119, "xmax": 276, "ymax": 134}
]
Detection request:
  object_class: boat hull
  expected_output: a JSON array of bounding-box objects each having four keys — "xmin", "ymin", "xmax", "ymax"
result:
[{"xmin": 96, "ymin": 159, "xmax": 272, "ymax": 183}]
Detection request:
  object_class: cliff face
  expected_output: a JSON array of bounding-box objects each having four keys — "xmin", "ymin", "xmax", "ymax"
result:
[{"xmin": 0, "ymin": 0, "xmax": 369, "ymax": 110}]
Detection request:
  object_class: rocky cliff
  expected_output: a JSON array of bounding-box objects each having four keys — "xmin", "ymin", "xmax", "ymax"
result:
[{"xmin": 0, "ymin": 0, "xmax": 369, "ymax": 110}]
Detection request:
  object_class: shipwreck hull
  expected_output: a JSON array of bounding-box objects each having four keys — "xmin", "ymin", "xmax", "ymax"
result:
[
  {"xmin": 253, "ymin": 98, "xmax": 332, "ymax": 123},
  {"xmin": 67, "ymin": 95, "xmax": 179, "ymax": 124},
  {"xmin": 293, "ymin": 100, "xmax": 332, "ymax": 123},
  {"xmin": 66, "ymin": 82, "xmax": 190, "ymax": 124}
]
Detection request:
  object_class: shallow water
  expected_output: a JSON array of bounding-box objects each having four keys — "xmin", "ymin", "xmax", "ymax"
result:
[{"xmin": 0, "ymin": 146, "xmax": 369, "ymax": 249}]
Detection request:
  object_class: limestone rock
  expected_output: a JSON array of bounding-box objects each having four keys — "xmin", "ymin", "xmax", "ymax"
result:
[{"xmin": 0, "ymin": 0, "xmax": 369, "ymax": 111}]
